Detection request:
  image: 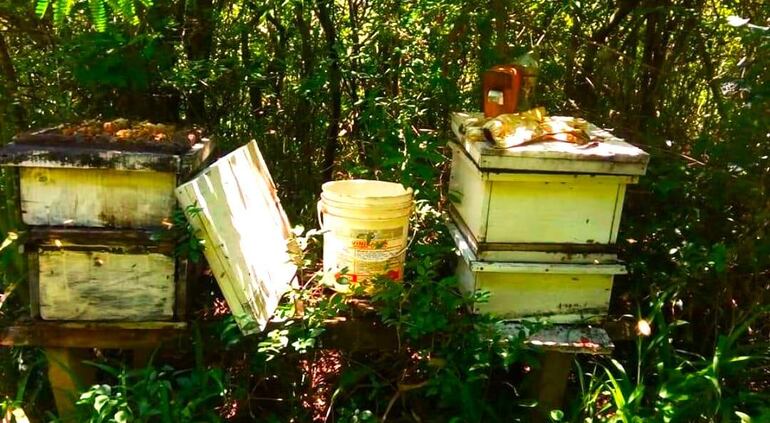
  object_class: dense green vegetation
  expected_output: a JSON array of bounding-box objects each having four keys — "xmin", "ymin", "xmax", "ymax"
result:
[{"xmin": 1, "ymin": 0, "xmax": 769, "ymax": 421}]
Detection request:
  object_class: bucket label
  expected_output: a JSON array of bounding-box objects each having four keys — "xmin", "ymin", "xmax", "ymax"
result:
[{"xmin": 327, "ymin": 226, "xmax": 407, "ymax": 284}]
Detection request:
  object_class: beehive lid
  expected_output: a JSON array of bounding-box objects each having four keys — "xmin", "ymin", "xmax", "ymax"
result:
[
  {"xmin": 176, "ymin": 141, "xmax": 298, "ymax": 335},
  {"xmin": 450, "ymin": 112, "xmax": 649, "ymax": 176},
  {"xmin": 0, "ymin": 121, "xmax": 210, "ymax": 174}
]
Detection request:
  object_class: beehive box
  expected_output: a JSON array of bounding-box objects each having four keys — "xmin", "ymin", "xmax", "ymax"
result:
[
  {"xmin": 448, "ymin": 221, "xmax": 625, "ymax": 323},
  {"xmin": 26, "ymin": 229, "xmax": 184, "ymax": 321},
  {"xmin": 448, "ymin": 113, "xmax": 649, "ymax": 262},
  {"xmin": 0, "ymin": 122, "xmax": 211, "ymax": 322},
  {"xmin": 0, "ymin": 125, "xmax": 211, "ymax": 228}
]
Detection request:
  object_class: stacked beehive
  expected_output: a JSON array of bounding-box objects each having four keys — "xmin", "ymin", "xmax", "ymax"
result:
[
  {"xmin": 0, "ymin": 123, "xmax": 211, "ymax": 324},
  {"xmin": 447, "ymin": 113, "xmax": 648, "ymax": 323}
]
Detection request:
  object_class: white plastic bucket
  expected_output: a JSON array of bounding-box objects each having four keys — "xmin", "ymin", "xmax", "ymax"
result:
[{"xmin": 319, "ymin": 180, "xmax": 413, "ymax": 286}]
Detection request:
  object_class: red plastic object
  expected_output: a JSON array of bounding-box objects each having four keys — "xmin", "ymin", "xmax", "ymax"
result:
[{"xmin": 482, "ymin": 65, "xmax": 523, "ymax": 118}]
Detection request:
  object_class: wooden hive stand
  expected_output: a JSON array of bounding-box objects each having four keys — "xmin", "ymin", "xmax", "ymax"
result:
[{"xmin": 0, "ymin": 124, "xmax": 212, "ymax": 421}]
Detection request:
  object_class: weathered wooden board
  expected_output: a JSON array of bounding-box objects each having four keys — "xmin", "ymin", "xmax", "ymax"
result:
[
  {"xmin": 27, "ymin": 228, "xmax": 175, "ymax": 254},
  {"xmin": 450, "ymin": 220, "xmax": 625, "ymax": 323},
  {"xmin": 37, "ymin": 249, "xmax": 176, "ymax": 321},
  {"xmin": 0, "ymin": 138, "xmax": 212, "ymax": 172},
  {"xmin": 450, "ymin": 112, "xmax": 649, "ymax": 175},
  {"xmin": 20, "ymin": 167, "xmax": 176, "ymax": 228},
  {"xmin": 176, "ymin": 141, "xmax": 297, "ymax": 335},
  {"xmin": 502, "ymin": 323, "xmax": 614, "ymax": 355},
  {"xmin": 448, "ymin": 143, "xmax": 633, "ymax": 249},
  {"xmin": 0, "ymin": 321, "xmax": 187, "ymax": 348},
  {"xmin": 0, "ymin": 143, "xmax": 181, "ymax": 172}
]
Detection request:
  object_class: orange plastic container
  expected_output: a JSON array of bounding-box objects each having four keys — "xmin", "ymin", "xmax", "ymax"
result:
[{"xmin": 482, "ymin": 65, "xmax": 522, "ymax": 118}]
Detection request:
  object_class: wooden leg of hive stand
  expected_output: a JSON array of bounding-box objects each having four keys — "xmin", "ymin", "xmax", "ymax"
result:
[
  {"xmin": 45, "ymin": 348, "xmax": 96, "ymax": 423},
  {"xmin": 533, "ymin": 351, "xmax": 573, "ymax": 423}
]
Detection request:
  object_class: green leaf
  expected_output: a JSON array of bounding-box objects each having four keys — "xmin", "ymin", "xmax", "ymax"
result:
[
  {"xmin": 115, "ymin": 409, "xmax": 130, "ymax": 423},
  {"xmin": 118, "ymin": 0, "xmax": 139, "ymax": 25},
  {"xmin": 94, "ymin": 394, "xmax": 110, "ymax": 412},
  {"xmin": 35, "ymin": 0, "xmax": 51, "ymax": 17},
  {"xmin": 549, "ymin": 409, "xmax": 564, "ymax": 421},
  {"xmin": 52, "ymin": 0, "xmax": 75, "ymax": 28},
  {"xmin": 88, "ymin": 0, "xmax": 107, "ymax": 31}
]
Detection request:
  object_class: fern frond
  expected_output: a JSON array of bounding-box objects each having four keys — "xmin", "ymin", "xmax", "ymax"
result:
[
  {"xmin": 118, "ymin": 0, "xmax": 139, "ymax": 25},
  {"xmin": 52, "ymin": 0, "xmax": 75, "ymax": 28},
  {"xmin": 35, "ymin": 0, "xmax": 51, "ymax": 18},
  {"xmin": 88, "ymin": 0, "xmax": 107, "ymax": 31}
]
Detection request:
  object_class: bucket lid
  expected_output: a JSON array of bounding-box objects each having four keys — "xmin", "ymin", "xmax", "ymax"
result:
[{"xmin": 322, "ymin": 179, "xmax": 413, "ymax": 201}]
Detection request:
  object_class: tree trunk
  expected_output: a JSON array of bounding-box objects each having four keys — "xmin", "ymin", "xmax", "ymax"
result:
[
  {"xmin": 241, "ymin": 5, "xmax": 268, "ymax": 118},
  {"xmin": 316, "ymin": 0, "xmax": 342, "ymax": 182},
  {"xmin": 346, "ymin": 0, "xmax": 367, "ymax": 164},
  {"xmin": 183, "ymin": 0, "xmax": 215, "ymax": 124},
  {"xmin": 265, "ymin": 12, "xmax": 288, "ymax": 108},
  {"xmin": 0, "ymin": 33, "xmax": 26, "ymax": 130},
  {"xmin": 638, "ymin": 0, "xmax": 672, "ymax": 133},
  {"xmin": 575, "ymin": 0, "xmax": 639, "ymax": 110},
  {"xmin": 491, "ymin": 0, "xmax": 508, "ymax": 60},
  {"xmin": 294, "ymin": 0, "xmax": 317, "ymax": 185}
]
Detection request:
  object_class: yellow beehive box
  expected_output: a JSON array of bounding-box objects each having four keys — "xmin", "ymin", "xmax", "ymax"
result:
[
  {"xmin": 449, "ymin": 221, "xmax": 625, "ymax": 323},
  {"xmin": 0, "ymin": 127, "xmax": 211, "ymax": 229},
  {"xmin": 448, "ymin": 113, "xmax": 649, "ymax": 262},
  {"xmin": 26, "ymin": 229, "xmax": 185, "ymax": 322}
]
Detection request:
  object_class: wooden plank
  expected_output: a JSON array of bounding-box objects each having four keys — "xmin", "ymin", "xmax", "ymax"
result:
[
  {"xmin": 484, "ymin": 171, "xmax": 638, "ymax": 184},
  {"xmin": 27, "ymin": 227, "xmax": 175, "ymax": 254},
  {"xmin": 469, "ymin": 261, "xmax": 627, "ymax": 275},
  {"xmin": 479, "ymin": 155, "xmax": 648, "ymax": 176},
  {"xmin": 37, "ymin": 249, "xmax": 176, "ymax": 321},
  {"xmin": 0, "ymin": 143, "xmax": 181, "ymax": 172},
  {"xmin": 20, "ymin": 167, "xmax": 177, "ymax": 228},
  {"xmin": 0, "ymin": 321, "xmax": 187, "ymax": 348},
  {"xmin": 502, "ymin": 323, "xmax": 614, "ymax": 355},
  {"xmin": 176, "ymin": 141, "xmax": 297, "ymax": 335},
  {"xmin": 27, "ymin": 251, "xmax": 40, "ymax": 319},
  {"xmin": 45, "ymin": 348, "xmax": 97, "ymax": 423}
]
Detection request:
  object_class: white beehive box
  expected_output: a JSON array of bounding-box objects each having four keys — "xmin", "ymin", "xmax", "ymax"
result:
[
  {"xmin": 449, "ymin": 221, "xmax": 625, "ymax": 323},
  {"xmin": 448, "ymin": 113, "xmax": 649, "ymax": 262}
]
